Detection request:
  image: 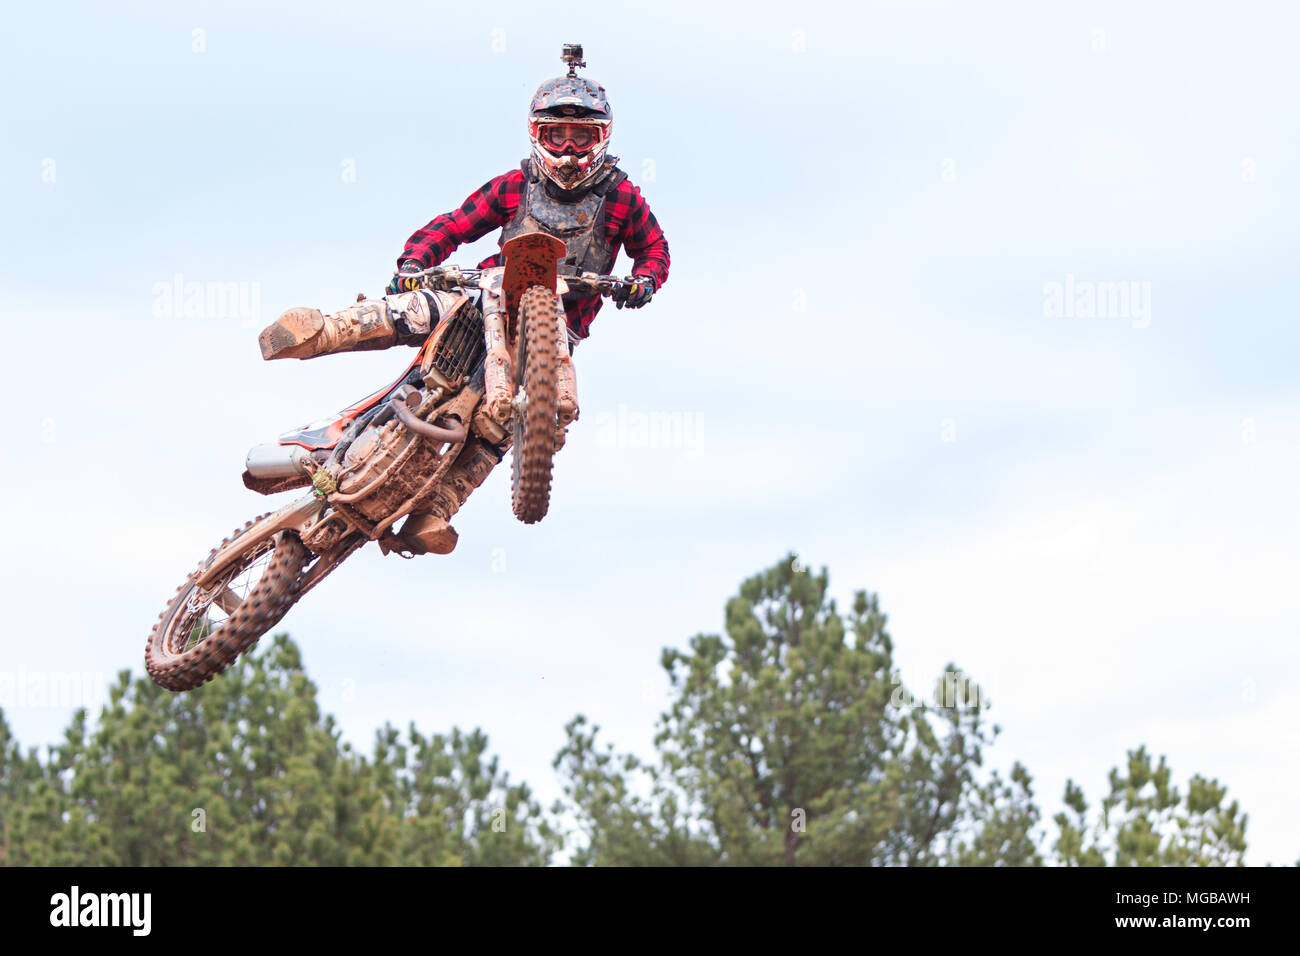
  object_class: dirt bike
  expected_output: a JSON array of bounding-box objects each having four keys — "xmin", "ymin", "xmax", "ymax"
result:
[{"xmin": 145, "ymin": 233, "xmax": 633, "ymax": 692}]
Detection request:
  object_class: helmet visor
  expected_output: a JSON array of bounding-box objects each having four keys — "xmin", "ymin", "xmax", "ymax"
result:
[{"xmin": 537, "ymin": 121, "xmax": 602, "ymax": 154}]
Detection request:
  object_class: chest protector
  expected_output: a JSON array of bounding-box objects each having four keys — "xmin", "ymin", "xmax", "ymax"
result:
[{"xmin": 500, "ymin": 158, "xmax": 628, "ymax": 277}]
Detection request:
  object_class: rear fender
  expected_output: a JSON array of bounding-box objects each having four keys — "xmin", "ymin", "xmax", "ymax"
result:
[{"xmin": 242, "ymin": 470, "xmax": 312, "ymax": 496}]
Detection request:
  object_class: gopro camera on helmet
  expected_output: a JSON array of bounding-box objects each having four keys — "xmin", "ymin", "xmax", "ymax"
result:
[{"xmin": 561, "ymin": 43, "xmax": 585, "ymax": 76}]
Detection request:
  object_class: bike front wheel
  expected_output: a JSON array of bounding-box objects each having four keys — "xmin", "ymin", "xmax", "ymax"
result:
[{"xmin": 510, "ymin": 283, "xmax": 560, "ymax": 524}]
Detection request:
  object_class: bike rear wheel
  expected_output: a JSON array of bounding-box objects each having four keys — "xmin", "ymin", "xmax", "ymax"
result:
[
  {"xmin": 146, "ymin": 516, "xmax": 313, "ymax": 691},
  {"xmin": 511, "ymin": 284, "xmax": 560, "ymax": 524}
]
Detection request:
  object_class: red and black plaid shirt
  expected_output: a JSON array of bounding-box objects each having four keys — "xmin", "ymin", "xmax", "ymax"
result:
[{"xmin": 399, "ymin": 166, "xmax": 670, "ymax": 338}]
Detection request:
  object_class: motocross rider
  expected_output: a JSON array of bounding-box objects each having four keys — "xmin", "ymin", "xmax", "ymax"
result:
[{"xmin": 256, "ymin": 47, "xmax": 670, "ymax": 556}]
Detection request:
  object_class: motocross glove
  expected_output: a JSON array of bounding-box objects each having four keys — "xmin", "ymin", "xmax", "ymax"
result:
[
  {"xmin": 386, "ymin": 260, "xmax": 425, "ymax": 295},
  {"xmin": 614, "ymin": 275, "xmax": 656, "ymax": 310}
]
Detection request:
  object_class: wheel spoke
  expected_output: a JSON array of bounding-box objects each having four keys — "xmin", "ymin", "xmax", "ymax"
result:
[{"xmin": 167, "ymin": 538, "xmax": 275, "ymax": 655}]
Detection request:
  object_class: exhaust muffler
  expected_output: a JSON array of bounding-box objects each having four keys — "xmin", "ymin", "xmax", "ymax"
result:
[{"xmin": 245, "ymin": 443, "xmax": 314, "ymax": 479}]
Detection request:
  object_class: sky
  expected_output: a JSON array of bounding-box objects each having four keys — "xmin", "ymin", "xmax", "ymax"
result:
[{"xmin": 1, "ymin": 0, "xmax": 1297, "ymax": 863}]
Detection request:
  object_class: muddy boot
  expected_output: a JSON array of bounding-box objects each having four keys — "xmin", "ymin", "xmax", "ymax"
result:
[
  {"xmin": 259, "ymin": 291, "xmax": 450, "ymax": 361},
  {"xmin": 259, "ymin": 300, "xmax": 398, "ymax": 360}
]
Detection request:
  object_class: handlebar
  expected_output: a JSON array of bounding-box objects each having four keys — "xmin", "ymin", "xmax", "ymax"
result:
[
  {"xmin": 563, "ymin": 273, "xmax": 631, "ymax": 296},
  {"xmin": 404, "ymin": 265, "xmax": 481, "ymax": 289},
  {"xmin": 403, "ymin": 264, "xmax": 634, "ymax": 298}
]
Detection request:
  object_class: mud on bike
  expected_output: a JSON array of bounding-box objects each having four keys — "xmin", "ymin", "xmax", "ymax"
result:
[{"xmin": 145, "ymin": 233, "xmax": 632, "ymax": 691}]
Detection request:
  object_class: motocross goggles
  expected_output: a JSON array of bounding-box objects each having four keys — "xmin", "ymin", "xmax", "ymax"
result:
[{"xmin": 534, "ymin": 119, "xmax": 606, "ymax": 155}]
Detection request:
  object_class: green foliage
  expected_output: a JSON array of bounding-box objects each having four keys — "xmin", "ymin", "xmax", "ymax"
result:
[
  {"xmin": 951, "ymin": 762, "xmax": 1044, "ymax": 866},
  {"xmin": 1, "ymin": 556, "xmax": 1255, "ymax": 868},
  {"xmin": 369, "ymin": 724, "xmax": 556, "ymax": 867},
  {"xmin": 555, "ymin": 554, "xmax": 1004, "ymax": 865},
  {"xmin": 1053, "ymin": 746, "xmax": 1247, "ymax": 866},
  {"xmin": 0, "ymin": 635, "xmax": 556, "ymax": 866}
]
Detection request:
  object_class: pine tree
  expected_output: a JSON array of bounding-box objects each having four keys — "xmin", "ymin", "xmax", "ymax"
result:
[
  {"xmin": 0, "ymin": 636, "xmax": 555, "ymax": 866},
  {"xmin": 1053, "ymin": 746, "xmax": 1247, "ymax": 866},
  {"xmin": 555, "ymin": 554, "xmax": 1002, "ymax": 865}
]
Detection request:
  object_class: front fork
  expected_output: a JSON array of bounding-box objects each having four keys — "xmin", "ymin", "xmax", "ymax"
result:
[
  {"xmin": 481, "ymin": 290, "xmax": 579, "ymax": 430},
  {"xmin": 554, "ymin": 300, "xmax": 579, "ymax": 428},
  {"xmin": 483, "ymin": 303, "xmax": 514, "ymax": 423}
]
